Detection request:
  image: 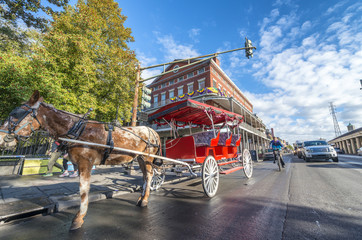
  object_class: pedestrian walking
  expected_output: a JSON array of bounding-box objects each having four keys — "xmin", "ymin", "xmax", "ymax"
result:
[
  {"xmin": 59, "ymin": 153, "xmax": 79, "ymax": 178},
  {"xmin": 43, "ymin": 141, "xmax": 64, "ymax": 177}
]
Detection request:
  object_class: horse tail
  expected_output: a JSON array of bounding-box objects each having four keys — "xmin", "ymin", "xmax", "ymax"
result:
[{"xmin": 150, "ymin": 128, "xmax": 163, "ymax": 167}]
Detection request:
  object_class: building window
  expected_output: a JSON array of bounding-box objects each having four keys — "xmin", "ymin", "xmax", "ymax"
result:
[
  {"xmin": 213, "ymin": 79, "xmax": 217, "ymax": 88},
  {"xmin": 198, "ymin": 67, "xmax": 205, "ymax": 74},
  {"xmin": 154, "ymin": 95, "xmax": 158, "ymax": 106},
  {"xmin": 187, "ymin": 83, "xmax": 193, "ymax": 93},
  {"xmin": 169, "ymin": 79, "xmax": 174, "ymax": 85},
  {"xmin": 198, "ymin": 79, "xmax": 205, "ymax": 89},
  {"xmin": 161, "ymin": 92, "xmax": 166, "ymax": 106},
  {"xmin": 169, "ymin": 89, "xmax": 174, "ymax": 99},
  {"xmin": 178, "ymin": 86, "xmax": 183, "ymax": 96},
  {"xmin": 161, "ymin": 83, "xmax": 166, "ymax": 88},
  {"xmin": 187, "ymin": 72, "xmax": 193, "ymax": 79},
  {"xmin": 178, "ymin": 77, "xmax": 183, "ymax": 82}
]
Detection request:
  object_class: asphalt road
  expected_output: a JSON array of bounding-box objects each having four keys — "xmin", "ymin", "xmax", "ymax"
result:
[{"xmin": 1, "ymin": 154, "xmax": 361, "ymax": 240}]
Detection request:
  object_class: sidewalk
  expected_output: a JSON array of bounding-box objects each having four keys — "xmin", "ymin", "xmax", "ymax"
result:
[{"xmin": 0, "ymin": 165, "xmax": 187, "ymax": 223}]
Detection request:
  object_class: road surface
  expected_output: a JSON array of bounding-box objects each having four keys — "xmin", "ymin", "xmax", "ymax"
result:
[{"xmin": 0, "ymin": 154, "xmax": 361, "ymax": 240}]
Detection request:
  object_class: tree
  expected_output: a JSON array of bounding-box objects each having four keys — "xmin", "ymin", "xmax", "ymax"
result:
[
  {"xmin": 0, "ymin": 0, "xmax": 69, "ymax": 31},
  {"xmin": 36, "ymin": 0, "xmax": 138, "ymax": 122},
  {"xmin": 0, "ymin": 40, "xmax": 64, "ymax": 119}
]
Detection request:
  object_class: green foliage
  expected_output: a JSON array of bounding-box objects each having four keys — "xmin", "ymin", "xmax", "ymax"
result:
[
  {"xmin": 0, "ymin": 0, "xmax": 69, "ymax": 31},
  {"xmin": 0, "ymin": 39, "xmax": 66, "ymax": 119},
  {"xmin": 0, "ymin": 0, "xmax": 138, "ymax": 123},
  {"xmin": 35, "ymin": 0, "xmax": 138, "ymax": 122}
]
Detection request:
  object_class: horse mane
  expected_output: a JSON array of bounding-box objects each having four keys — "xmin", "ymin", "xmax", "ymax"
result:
[
  {"xmin": 40, "ymin": 102, "xmax": 83, "ymax": 119},
  {"xmin": 40, "ymin": 102, "xmax": 117, "ymax": 126}
]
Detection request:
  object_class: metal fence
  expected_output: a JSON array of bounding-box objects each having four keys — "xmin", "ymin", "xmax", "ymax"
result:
[{"xmin": 0, "ymin": 131, "xmax": 52, "ymax": 157}]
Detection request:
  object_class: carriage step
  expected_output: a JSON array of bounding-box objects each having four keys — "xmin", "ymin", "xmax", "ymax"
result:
[
  {"xmin": 218, "ymin": 160, "xmax": 238, "ymax": 166},
  {"xmin": 220, "ymin": 166, "xmax": 244, "ymax": 175}
]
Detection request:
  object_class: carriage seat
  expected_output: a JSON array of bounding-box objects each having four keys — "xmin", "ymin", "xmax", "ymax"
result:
[
  {"xmin": 193, "ymin": 131, "xmax": 218, "ymax": 147},
  {"xmin": 218, "ymin": 132, "xmax": 231, "ymax": 146},
  {"xmin": 230, "ymin": 134, "xmax": 241, "ymax": 146}
]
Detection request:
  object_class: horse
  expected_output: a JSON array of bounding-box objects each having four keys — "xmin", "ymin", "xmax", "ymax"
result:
[{"xmin": 0, "ymin": 90, "xmax": 161, "ymax": 230}]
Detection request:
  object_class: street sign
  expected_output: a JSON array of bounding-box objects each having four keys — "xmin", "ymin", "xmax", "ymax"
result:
[{"xmin": 138, "ymin": 112, "xmax": 148, "ymax": 122}]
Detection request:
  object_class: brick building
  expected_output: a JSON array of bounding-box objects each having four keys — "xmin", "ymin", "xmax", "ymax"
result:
[{"xmin": 148, "ymin": 57, "xmax": 253, "ymax": 112}]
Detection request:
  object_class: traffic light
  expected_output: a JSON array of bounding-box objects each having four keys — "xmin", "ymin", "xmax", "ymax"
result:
[
  {"xmin": 141, "ymin": 85, "xmax": 151, "ymax": 109},
  {"xmin": 245, "ymin": 37, "xmax": 254, "ymax": 59}
]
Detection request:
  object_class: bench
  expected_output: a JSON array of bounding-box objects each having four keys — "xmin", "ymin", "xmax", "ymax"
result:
[
  {"xmin": 192, "ymin": 131, "xmax": 219, "ymax": 147},
  {"xmin": 230, "ymin": 134, "xmax": 241, "ymax": 146},
  {"xmin": 218, "ymin": 132, "xmax": 231, "ymax": 146}
]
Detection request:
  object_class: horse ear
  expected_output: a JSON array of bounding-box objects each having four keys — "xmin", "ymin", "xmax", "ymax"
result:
[{"xmin": 28, "ymin": 90, "xmax": 40, "ymax": 105}]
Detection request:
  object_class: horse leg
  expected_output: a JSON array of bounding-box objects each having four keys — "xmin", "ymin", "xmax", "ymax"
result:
[
  {"xmin": 136, "ymin": 156, "xmax": 153, "ymax": 207},
  {"xmin": 70, "ymin": 160, "xmax": 92, "ymax": 230}
]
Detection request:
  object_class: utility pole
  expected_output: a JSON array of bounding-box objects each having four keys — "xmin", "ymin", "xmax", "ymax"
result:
[
  {"xmin": 131, "ymin": 64, "xmax": 141, "ymax": 127},
  {"xmin": 329, "ymin": 102, "xmax": 341, "ymax": 137}
]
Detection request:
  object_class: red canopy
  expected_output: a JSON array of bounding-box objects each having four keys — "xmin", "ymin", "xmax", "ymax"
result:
[{"xmin": 148, "ymin": 99, "xmax": 244, "ymax": 126}]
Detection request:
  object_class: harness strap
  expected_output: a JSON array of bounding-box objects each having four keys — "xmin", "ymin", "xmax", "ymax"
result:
[
  {"xmin": 66, "ymin": 120, "xmax": 87, "ymax": 139},
  {"xmin": 101, "ymin": 124, "xmax": 114, "ymax": 165}
]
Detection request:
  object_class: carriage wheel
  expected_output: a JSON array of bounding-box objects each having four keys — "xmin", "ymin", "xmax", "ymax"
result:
[
  {"xmin": 202, "ymin": 156, "xmax": 219, "ymax": 198},
  {"xmin": 150, "ymin": 168, "xmax": 165, "ymax": 191},
  {"xmin": 242, "ymin": 149, "xmax": 253, "ymax": 179}
]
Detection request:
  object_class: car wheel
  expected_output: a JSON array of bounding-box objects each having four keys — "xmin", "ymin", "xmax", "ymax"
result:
[
  {"xmin": 333, "ymin": 157, "xmax": 338, "ymax": 162},
  {"xmin": 305, "ymin": 157, "xmax": 310, "ymax": 162}
]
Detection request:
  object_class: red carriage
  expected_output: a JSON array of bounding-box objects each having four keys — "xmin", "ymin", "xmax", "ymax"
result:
[{"xmin": 148, "ymin": 99, "xmax": 253, "ymax": 197}]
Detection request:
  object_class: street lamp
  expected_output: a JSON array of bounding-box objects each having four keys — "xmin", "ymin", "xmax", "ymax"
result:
[{"xmin": 131, "ymin": 37, "xmax": 256, "ymax": 126}]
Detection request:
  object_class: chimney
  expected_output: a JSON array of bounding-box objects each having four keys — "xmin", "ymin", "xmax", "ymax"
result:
[{"xmin": 213, "ymin": 57, "xmax": 220, "ymax": 66}]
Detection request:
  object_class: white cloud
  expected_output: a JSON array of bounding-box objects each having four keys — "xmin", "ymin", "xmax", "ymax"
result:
[
  {"xmin": 188, "ymin": 28, "xmax": 201, "ymax": 43},
  {"xmin": 154, "ymin": 32, "xmax": 200, "ymax": 61},
  {"xmin": 136, "ymin": 52, "xmax": 161, "ymax": 85},
  {"xmin": 326, "ymin": 1, "xmax": 347, "ymax": 15},
  {"xmin": 246, "ymin": 2, "xmax": 362, "ymax": 143}
]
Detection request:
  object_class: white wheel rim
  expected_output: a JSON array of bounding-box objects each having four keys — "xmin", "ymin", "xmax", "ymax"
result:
[
  {"xmin": 150, "ymin": 169, "xmax": 165, "ymax": 191},
  {"xmin": 202, "ymin": 156, "xmax": 219, "ymax": 197},
  {"xmin": 243, "ymin": 149, "xmax": 253, "ymax": 178}
]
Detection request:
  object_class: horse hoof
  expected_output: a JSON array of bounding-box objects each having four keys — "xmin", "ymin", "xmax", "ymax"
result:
[
  {"xmin": 70, "ymin": 220, "xmax": 83, "ymax": 231},
  {"xmin": 140, "ymin": 200, "xmax": 148, "ymax": 208},
  {"xmin": 136, "ymin": 198, "xmax": 148, "ymax": 207}
]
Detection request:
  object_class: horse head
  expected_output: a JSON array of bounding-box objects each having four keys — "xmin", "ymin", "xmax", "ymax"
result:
[{"xmin": 0, "ymin": 90, "xmax": 43, "ymax": 149}]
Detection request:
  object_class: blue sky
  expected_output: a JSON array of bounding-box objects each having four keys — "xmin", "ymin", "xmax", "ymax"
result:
[{"xmin": 117, "ymin": 0, "xmax": 362, "ymax": 144}]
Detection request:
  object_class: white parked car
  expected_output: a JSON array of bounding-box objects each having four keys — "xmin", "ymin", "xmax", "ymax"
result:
[
  {"xmin": 302, "ymin": 140, "xmax": 338, "ymax": 162},
  {"xmin": 357, "ymin": 147, "xmax": 362, "ymax": 156}
]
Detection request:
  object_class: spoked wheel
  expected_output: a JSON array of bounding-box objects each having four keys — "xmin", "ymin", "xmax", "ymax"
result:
[
  {"xmin": 150, "ymin": 168, "xmax": 165, "ymax": 191},
  {"xmin": 242, "ymin": 149, "xmax": 253, "ymax": 178},
  {"xmin": 202, "ymin": 156, "xmax": 219, "ymax": 198}
]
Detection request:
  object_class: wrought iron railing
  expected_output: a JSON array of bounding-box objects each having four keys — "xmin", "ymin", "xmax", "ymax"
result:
[{"xmin": 1, "ymin": 131, "xmax": 52, "ymax": 157}]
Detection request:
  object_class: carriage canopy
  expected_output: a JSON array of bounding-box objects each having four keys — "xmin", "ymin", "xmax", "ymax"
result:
[{"xmin": 148, "ymin": 99, "xmax": 244, "ymax": 126}]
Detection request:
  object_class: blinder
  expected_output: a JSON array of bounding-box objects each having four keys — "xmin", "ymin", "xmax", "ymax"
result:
[
  {"xmin": 9, "ymin": 107, "xmax": 29, "ymax": 119},
  {"xmin": 3, "ymin": 104, "xmax": 41, "ymax": 136}
]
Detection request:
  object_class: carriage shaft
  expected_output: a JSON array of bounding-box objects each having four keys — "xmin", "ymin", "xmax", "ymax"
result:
[{"xmin": 58, "ymin": 137, "xmax": 197, "ymax": 176}]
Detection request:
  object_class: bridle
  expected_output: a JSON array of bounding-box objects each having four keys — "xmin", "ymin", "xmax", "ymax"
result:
[{"xmin": 0, "ymin": 104, "xmax": 42, "ymax": 140}]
